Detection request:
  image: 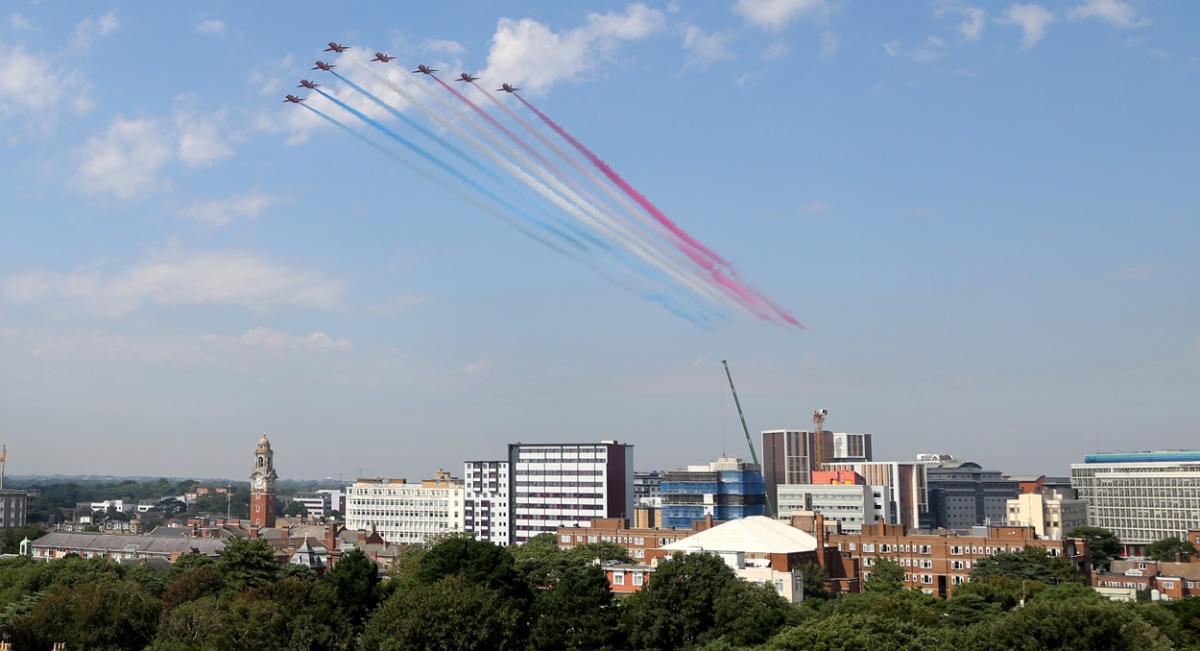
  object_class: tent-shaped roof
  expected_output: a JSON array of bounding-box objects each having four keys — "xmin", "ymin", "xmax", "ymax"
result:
[{"xmin": 660, "ymin": 516, "xmax": 818, "ymax": 555}]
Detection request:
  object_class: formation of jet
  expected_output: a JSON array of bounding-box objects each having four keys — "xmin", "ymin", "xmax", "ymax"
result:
[
  {"xmin": 324, "ymin": 42, "xmax": 348, "ymax": 53},
  {"xmin": 455, "ymin": 73, "xmax": 480, "ymax": 83},
  {"xmin": 312, "ymin": 60, "xmax": 335, "ymax": 71},
  {"xmin": 497, "ymin": 83, "xmax": 520, "ymax": 93},
  {"xmin": 412, "ymin": 64, "xmax": 437, "ymax": 75},
  {"xmin": 283, "ymin": 95, "xmax": 304, "ymax": 104},
  {"xmin": 297, "ymin": 80, "xmax": 319, "ymax": 89},
  {"xmin": 372, "ymin": 52, "xmax": 395, "ymax": 63}
]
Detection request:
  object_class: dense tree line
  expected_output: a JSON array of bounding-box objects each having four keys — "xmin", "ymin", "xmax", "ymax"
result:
[{"xmin": 3, "ymin": 532, "xmax": 1200, "ymax": 650}]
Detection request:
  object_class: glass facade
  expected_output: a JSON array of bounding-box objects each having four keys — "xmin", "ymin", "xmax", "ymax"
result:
[{"xmin": 661, "ymin": 459, "xmax": 766, "ymax": 529}]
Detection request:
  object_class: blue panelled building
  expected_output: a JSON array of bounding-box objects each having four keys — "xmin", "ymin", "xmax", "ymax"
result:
[{"xmin": 661, "ymin": 457, "xmax": 766, "ymax": 529}]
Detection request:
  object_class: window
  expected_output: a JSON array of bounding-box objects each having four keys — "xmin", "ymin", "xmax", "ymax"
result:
[
  {"xmin": 950, "ymin": 545, "xmax": 962, "ymax": 555},
  {"xmin": 612, "ymin": 572, "xmax": 624, "ymax": 586},
  {"xmin": 849, "ymin": 543, "xmax": 857, "ymax": 551},
  {"xmin": 863, "ymin": 543, "xmax": 875, "ymax": 553},
  {"xmin": 921, "ymin": 575, "xmax": 934, "ymax": 584},
  {"xmin": 919, "ymin": 545, "xmax": 932, "ymax": 554},
  {"xmin": 951, "ymin": 560, "xmax": 966, "ymax": 570},
  {"xmin": 920, "ymin": 559, "xmax": 933, "ymax": 569},
  {"xmin": 632, "ymin": 572, "xmax": 644, "ymax": 586},
  {"xmin": 560, "ymin": 535, "xmax": 571, "ymax": 544}
]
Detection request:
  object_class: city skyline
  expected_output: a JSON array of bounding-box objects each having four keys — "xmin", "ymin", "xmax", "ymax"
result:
[{"xmin": 1, "ymin": 1, "xmax": 1197, "ymax": 480}]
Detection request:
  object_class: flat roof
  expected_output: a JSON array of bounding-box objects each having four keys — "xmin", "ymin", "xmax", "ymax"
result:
[{"xmin": 1083, "ymin": 451, "xmax": 1200, "ymax": 464}]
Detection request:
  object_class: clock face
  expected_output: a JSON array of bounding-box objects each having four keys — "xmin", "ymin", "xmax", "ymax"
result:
[{"xmin": 252, "ymin": 476, "xmax": 266, "ymax": 491}]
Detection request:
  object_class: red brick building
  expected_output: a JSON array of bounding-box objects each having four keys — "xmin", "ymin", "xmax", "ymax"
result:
[
  {"xmin": 555, "ymin": 517, "xmax": 704, "ymax": 562},
  {"xmin": 1092, "ymin": 559, "xmax": 1200, "ymax": 601}
]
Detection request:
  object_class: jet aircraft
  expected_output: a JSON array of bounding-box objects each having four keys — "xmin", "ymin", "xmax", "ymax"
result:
[
  {"xmin": 455, "ymin": 73, "xmax": 480, "ymax": 83},
  {"xmin": 497, "ymin": 83, "xmax": 520, "ymax": 93},
  {"xmin": 372, "ymin": 52, "xmax": 395, "ymax": 63},
  {"xmin": 283, "ymin": 95, "xmax": 304, "ymax": 104},
  {"xmin": 298, "ymin": 80, "xmax": 319, "ymax": 89},
  {"xmin": 412, "ymin": 65, "xmax": 437, "ymax": 75},
  {"xmin": 324, "ymin": 42, "xmax": 348, "ymax": 53},
  {"xmin": 312, "ymin": 60, "xmax": 335, "ymax": 71}
]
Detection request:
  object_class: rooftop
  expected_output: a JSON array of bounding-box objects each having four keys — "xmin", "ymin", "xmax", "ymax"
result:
[
  {"xmin": 661, "ymin": 516, "xmax": 818, "ymax": 555},
  {"xmin": 1083, "ymin": 451, "xmax": 1200, "ymax": 464},
  {"xmin": 32, "ymin": 531, "xmax": 226, "ymax": 556}
]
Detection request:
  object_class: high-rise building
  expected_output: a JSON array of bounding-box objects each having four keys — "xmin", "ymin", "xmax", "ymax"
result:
[
  {"xmin": 661, "ymin": 457, "xmax": 766, "ymax": 529},
  {"xmin": 1006, "ymin": 489, "xmax": 1088, "ymax": 540},
  {"xmin": 775, "ymin": 469, "xmax": 889, "ymax": 533},
  {"xmin": 634, "ymin": 471, "xmax": 664, "ymax": 507},
  {"xmin": 0, "ymin": 490, "xmax": 28, "ymax": 529},
  {"xmin": 508, "ymin": 441, "xmax": 634, "ymax": 545},
  {"xmin": 923, "ymin": 460, "xmax": 1020, "ymax": 530},
  {"xmin": 249, "ymin": 434, "xmax": 278, "ymax": 529},
  {"xmin": 762, "ymin": 429, "xmax": 873, "ymax": 514},
  {"xmin": 824, "ymin": 461, "xmax": 929, "ymax": 529},
  {"xmin": 1071, "ymin": 451, "xmax": 1200, "ymax": 553},
  {"xmin": 345, "ymin": 470, "xmax": 465, "ymax": 545},
  {"xmin": 463, "ymin": 460, "xmax": 510, "ymax": 546}
]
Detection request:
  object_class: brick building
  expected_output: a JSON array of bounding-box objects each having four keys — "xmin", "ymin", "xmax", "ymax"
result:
[
  {"xmin": 555, "ymin": 517, "xmax": 699, "ymax": 563},
  {"xmin": 1092, "ymin": 559, "xmax": 1200, "ymax": 601}
]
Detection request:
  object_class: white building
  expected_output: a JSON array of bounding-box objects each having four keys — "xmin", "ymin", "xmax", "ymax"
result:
[
  {"xmin": 776, "ymin": 483, "xmax": 889, "ymax": 533},
  {"xmin": 345, "ymin": 470, "xmax": 465, "ymax": 545},
  {"xmin": 89, "ymin": 499, "xmax": 135, "ymax": 514},
  {"xmin": 509, "ymin": 441, "xmax": 634, "ymax": 545},
  {"xmin": 464, "ymin": 460, "xmax": 510, "ymax": 546},
  {"xmin": 1071, "ymin": 451, "xmax": 1200, "ymax": 552},
  {"xmin": 823, "ymin": 461, "xmax": 929, "ymax": 529},
  {"xmin": 1006, "ymin": 490, "xmax": 1087, "ymax": 540},
  {"xmin": 659, "ymin": 515, "xmax": 819, "ymax": 603},
  {"xmin": 294, "ymin": 492, "xmax": 332, "ymax": 518}
]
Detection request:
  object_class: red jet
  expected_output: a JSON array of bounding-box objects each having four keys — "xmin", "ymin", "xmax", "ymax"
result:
[
  {"xmin": 312, "ymin": 60, "xmax": 335, "ymax": 71},
  {"xmin": 497, "ymin": 83, "xmax": 520, "ymax": 93},
  {"xmin": 324, "ymin": 42, "xmax": 348, "ymax": 53},
  {"xmin": 412, "ymin": 64, "xmax": 437, "ymax": 75},
  {"xmin": 455, "ymin": 73, "xmax": 480, "ymax": 83},
  {"xmin": 283, "ymin": 95, "xmax": 305, "ymax": 104},
  {"xmin": 297, "ymin": 80, "xmax": 319, "ymax": 89},
  {"xmin": 372, "ymin": 52, "xmax": 395, "ymax": 63}
]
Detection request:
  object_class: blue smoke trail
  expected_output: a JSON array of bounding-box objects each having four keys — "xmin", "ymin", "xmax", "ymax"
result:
[
  {"xmin": 313, "ymin": 88, "xmax": 588, "ymax": 254},
  {"xmin": 301, "ymin": 103, "xmax": 572, "ymax": 257}
]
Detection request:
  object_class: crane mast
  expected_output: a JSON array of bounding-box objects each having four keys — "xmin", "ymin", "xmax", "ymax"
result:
[{"xmin": 721, "ymin": 360, "xmax": 774, "ymax": 516}]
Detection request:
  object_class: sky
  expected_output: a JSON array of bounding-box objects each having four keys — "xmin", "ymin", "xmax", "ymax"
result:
[{"xmin": 0, "ymin": 0, "xmax": 1196, "ymax": 482}]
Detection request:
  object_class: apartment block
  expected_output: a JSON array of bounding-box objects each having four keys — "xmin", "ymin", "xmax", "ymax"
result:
[
  {"xmin": 345, "ymin": 471, "xmax": 465, "ymax": 545},
  {"xmin": 509, "ymin": 441, "xmax": 633, "ymax": 545},
  {"xmin": 660, "ymin": 457, "xmax": 765, "ymax": 529},
  {"xmin": 555, "ymin": 517, "xmax": 697, "ymax": 562},
  {"xmin": 824, "ymin": 461, "xmax": 929, "ymax": 529},
  {"xmin": 1092, "ymin": 559, "xmax": 1200, "ymax": 602},
  {"xmin": 634, "ymin": 471, "xmax": 664, "ymax": 507},
  {"xmin": 776, "ymin": 470, "xmax": 889, "ymax": 533},
  {"xmin": 463, "ymin": 460, "xmax": 510, "ymax": 546},
  {"xmin": 1071, "ymin": 451, "xmax": 1200, "ymax": 554},
  {"xmin": 0, "ymin": 490, "xmax": 29, "ymax": 529},
  {"xmin": 1006, "ymin": 489, "xmax": 1088, "ymax": 540},
  {"xmin": 924, "ymin": 460, "xmax": 1021, "ymax": 529}
]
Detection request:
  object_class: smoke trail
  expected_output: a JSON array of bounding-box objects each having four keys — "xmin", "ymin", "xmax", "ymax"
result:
[
  {"xmin": 349, "ymin": 62, "xmax": 729, "ymax": 319},
  {"xmin": 312, "ymin": 88, "xmax": 587, "ymax": 254},
  {"xmin": 302, "ymin": 101, "xmax": 711, "ymax": 327},
  {"xmin": 515, "ymin": 94, "xmax": 802, "ymax": 328}
]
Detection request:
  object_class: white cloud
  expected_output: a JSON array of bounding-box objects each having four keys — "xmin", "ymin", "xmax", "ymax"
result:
[
  {"xmin": 249, "ymin": 53, "xmax": 295, "ymax": 97},
  {"xmin": 423, "ymin": 39, "xmax": 465, "ymax": 55},
  {"xmin": 1067, "ymin": 0, "xmax": 1149, "ymax": 28},
  {"xmin": 76, "ymin": 118, "xmax": 173, "ymax": 199},
  {"xmin": 882, "ymin": 40, "xmax": 902, "ymax": 57},
  {"xmin": 798, "ymin": 200, "xmax": 830, "ymax": 215},
  {"xmin": 9, "ymin": 14, "xmax": 32, "ymax": 30},
  {"xmin": 763, "ymin": 42, "xmax": 790, "ymax": 59},
  {"xmin": 70, "ymin": 13, "xmax": 119, "ymax": 50},
  {"xmin": 733, "ymin": 0, "xmax": 830, "ymax": 32},
  {"xmin": 999, "ymin": 4, "xmax": 1054, "ymax": 49},
  {"xmin": 682, "ymin": 25, "xmax": 735, "ymax": 68},
  {"xmin": 882, "ymin": 36, "xmax": 949, "ymax": 64},
  {"xmin": 936, "ymin": 4, "xmax": 987, "ymax": 41},
  {"xmin": 463, "ymin": 359, "xmax": 492, "ymax": 374},
  {"xmin": 179, "ymin": 193, "xmax": 271, "ymax": 226},
  {"xmin": 176, "ymin": 111, "xmax": 234, "ymax": 167},
  {"xmin": 0, "ymin": 44, "xmax": 92, "ymax": 137},
  {"xmin": 199, "ymin": 327, "xmax": 349, "ymax": 352},
  {"xmin": 196, "ymin": 19, "xmax": 226, "ymax": 35},
  {"xmin": 3, "ymin": 250, "xmax": 345, "ymax": 315},
  {"xmin": 819, "ymin": 30, "xmax": 839, "ymax": 58},
  {"xmin": 479, "ymin": 4, "xmax": 666, "ymax": 95}
]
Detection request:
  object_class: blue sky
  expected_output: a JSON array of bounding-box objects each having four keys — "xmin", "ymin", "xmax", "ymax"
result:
[{"xmin": 0, "ymin": 0, "xmax": 1196, "ymax": 481}]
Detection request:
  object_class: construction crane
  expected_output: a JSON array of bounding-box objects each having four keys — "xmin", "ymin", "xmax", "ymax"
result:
[{"xmin": 721, "ymin": 360, "xmax": 774, "ymax": 516}]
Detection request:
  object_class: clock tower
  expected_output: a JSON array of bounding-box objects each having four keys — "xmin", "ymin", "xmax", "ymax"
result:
[{"xmin": 250, "ymin": 434, "xmax": 278, "ymax": 528}]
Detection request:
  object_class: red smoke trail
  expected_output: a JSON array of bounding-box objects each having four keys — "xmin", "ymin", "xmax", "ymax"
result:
[{"xmin": 516, "ymin": 94, "xmax": 802, "ymax": 328}]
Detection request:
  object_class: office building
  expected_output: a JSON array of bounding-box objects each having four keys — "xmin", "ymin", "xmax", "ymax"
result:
[
  {"xmin": 824, "ymin": 461, "xmax": 929, "ymax": 529},
  {"xmin": 1006, "ymin": 489, "xmax": 1087, "ymax": 540},
  {"xmin": 832, "ymin": 432, "xmax": 873, "ymax": 463},
  {"xmin": 775, "ymin": 470, "xmax": 889, "ymax": 533},
  {"xmin": 924, "ymin": 459, "xmax": 1021, "ymax": 530},
  {"xmin": 634, "ymin": 471, "xmax": 664, "ymax": 507},
  {"xmin": 463, "ymin": 460, "xmax": 510, "ymax": 546},
  {"xmin": 762, "ymin": 428, "xmax": 873, "ymax": 514},
  {"xmin": 345, "ymin": 470, "xmax": 465, "ymax": 545},
  {"xmin": 509, "ymin": 441, "xmax": 634, "ymax": 545},
  {"xmin": 1071, "ymin": 451, "xmax": 1200, "ymax": 553},
  {"xmin": 661, "ymin": 457, "xmax": 766, "ymax": 529},
  {"xmin": 293, "ymin": 489, "xmax": 344, "ymax": 519},
  {"xmin": 0, "ymin": 490, "xmax": 29, "ymax": 529}
]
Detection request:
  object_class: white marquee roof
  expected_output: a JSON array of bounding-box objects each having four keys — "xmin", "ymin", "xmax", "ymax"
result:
[{"xmin": 661, "ymin": 516, "xmax": 818, "ymax": 555}]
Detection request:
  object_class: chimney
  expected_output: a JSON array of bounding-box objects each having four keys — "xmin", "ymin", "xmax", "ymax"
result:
[
  {"xmin": 325, "ymin": 522, "xmax": 340, "ymax": 553},
  {"xmin": 814, "ymin": 512, "xmax": 827, "ymax": 570}
]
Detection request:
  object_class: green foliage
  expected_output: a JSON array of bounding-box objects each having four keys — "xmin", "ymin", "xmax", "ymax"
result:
[
  {"xmin": 961, "ymin": 599, "xmax": 1175, "ymax": 650},
  {"xmin": 951, "ymin": 575, "xmax": 1031, "ymax": 610},
  {"xmin": 621, "ymin": 552, "xmax": 792, "ymax": 650},
  {"xmin": 5, "ymin": 580, "xmax": 162, "ymax": 651},
  {"xmin": 1147, "ymin": 536, "xmax": 1197, "ymax": 562},
  {"xmin": 284, "ymin": 499, "xmax": 309, "ymax": 517},
  {"xmin": 943, "ymin": 593, "xmax": 1004, "ymax": 627},
  {"xmin": 1167, "ymin": 597, "xmax": 1200, "ymax": 647},
  {"xmin": 799, "ymin": 562, "xmax": 831, "ymax": 601},
  {"xmin": 969, "ymin": 546, "xmax": 1079, "ymax": 585},
  {"xmin": 171, "ymin": 551, "xmax": 215, "ymax": 574},
  {"xmin": 765, "ymin": 612, "xmax": 953, "ymax": 650},
  {"xmin": 217, "ymin": 537, "xmax": 280, "ymax": 590},
  {"xmin": 162, "ymin": 566, "xmax": 223, "ymax": 610},
  {"xmin": 828, "ymin": 590, "xmax": 946, "ymax": 629},
  {"xmin": 1068, "ymin": 525, "xmax": 1122, "ymax": 569},
  {"xmin": 416, "ymin": 533, "xmax": 529, "ymax": 601},
  {"xmin": 0, "ymin": 524, "xmax": 44, "ymax": 554},
  {"xmin": 565, "ymin": 541, "xmax": 633, "ymax": 564},
  {"xmin": 361, "ymin": 574, "xmax": 525, "ymax": 651},
  {"xmin": 324, "ymin": 549, "xmax": 379, "ymax": 624},
  {"xmin": 529, "ymin": 563, "xmax": 624, "ymax": 651},
  {"xmin": 863, "ymin": 556, "xmax": 905, "ymax": 593}
]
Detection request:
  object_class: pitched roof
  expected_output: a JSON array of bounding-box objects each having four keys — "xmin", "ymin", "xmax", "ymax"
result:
[
  {"xmin": 660, "ymin": 516, "xmax": 818, "ymax": 555},
  {"xmin": 31, "ymin": 532, "xmax": 225, "ymax": 557}
]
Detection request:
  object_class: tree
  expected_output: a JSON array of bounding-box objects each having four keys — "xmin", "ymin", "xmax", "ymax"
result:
[
  {"xmin": 763, "ymin": 612, "xmax": 947, "ymax": 650},
  {"xmin": 529, "ymin": 563, "xmax": 623, "ymax": 651},
  {"xmin": 965, "ymin": 599, "xmax": 1174, "ymax": 651},
  {"xmin": 162, "ymin": 566, "xmax": 223, "ymax": 610},
  {"xmin": 217, "ymin": 537, "xmax": 280, "ymax": 590},
  {"xmin": 171, "ymin": 551, "xmax": 215, "ymax": 574},
  {"xmin": 360, "ymin": 575, "xmax": 525, "ymax": 651},
  {"xmin": 0, "ymin": 524, "xmax": 43, "ymax": 554},
  {"xmin": 798, "ymin": 562, "xmax": 831, "ymax": 601},
  {"xmin": 863, "ymin": 556, "xmax": 905, "ymax": 593},
  {"xmin": 621, "ymin": 552, "xmax": 791, "ymax": 650},
  {"xmin": 1069, "ymin": 526, "xmax": 1122, "ymax": 569},
  {"xmin": 564, "ymin": 541, "xmax": 632, "ymax": 565},
  {"xmin": 416, "ymin": 534, "xmax": 529, "ymax": 602},
  {"xmin": 970, "ymin": 546, "xmax": 1079, "ymax": 585},
  {"xmin": 284, "ymin": 500, "xmax": 308, "ymax": 518},
  {"xmin": 324, "ymin": 549, "xmax": 379, "ymax": 624},
  {"xmin": 5, "ymin": 580, "xmax": 162, "ymax": 651},
  {"xmin": 1147, "ymin": 536, "xmax": 1196, "ymax": 562}
]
